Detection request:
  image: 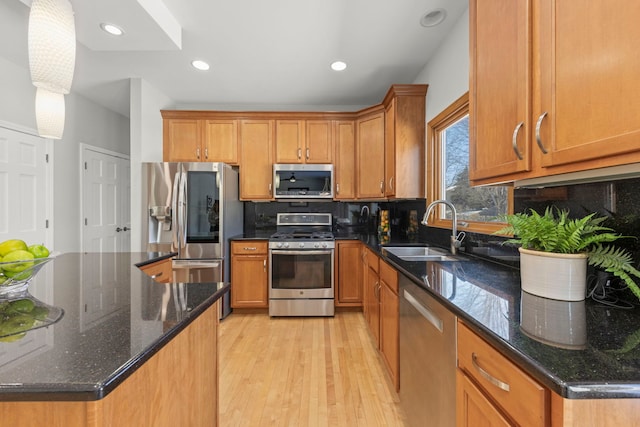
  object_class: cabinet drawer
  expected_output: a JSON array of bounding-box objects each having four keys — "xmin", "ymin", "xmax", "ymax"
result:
[
  {"xmin": 139, "ymin": 258, "xmax": 172, "ymax": 283},
  {"xmin": 366, "ymin": 247, "xmax": 379, "ymax": 273},
  {"xmin": 379, "ymin": 259, "xmax": 398, "ymax": 294},
  {"xmin": 232, "ymin": 241, "xmax": 268, "ymax": 255},
  {"xmin": 457, "ymin": 321, "xmax": 548, "ymax": 427}
]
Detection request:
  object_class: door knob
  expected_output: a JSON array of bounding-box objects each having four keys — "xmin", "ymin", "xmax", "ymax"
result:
[
  {"xmin": 123, "ymin": 226, "xmax": 130, "ymax": 231},
  {"xmin": 116, "ymin": 227, "xmax": 122, "ymax": 232}
]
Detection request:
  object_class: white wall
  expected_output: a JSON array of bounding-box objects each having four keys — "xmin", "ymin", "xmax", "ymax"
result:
[
  {"xmin": 0, "ymin": 57, "xmax": 130, "ymax": 253},
  {"xmin": 413, "ymin": 7, "xmax": 469, "ymax": 122},
  {"xmin": 129, "ymin": 78, "xmax": 174, "ymax": 251}
]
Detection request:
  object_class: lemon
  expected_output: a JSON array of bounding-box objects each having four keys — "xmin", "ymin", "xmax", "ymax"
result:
[{"xmin": 0, "ymin": 239, "xmax": 27, "ymax": 257}]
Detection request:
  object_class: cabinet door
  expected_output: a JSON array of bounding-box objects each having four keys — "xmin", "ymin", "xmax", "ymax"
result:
[
  {"xmin": 334, "ymin": 120, "xmax": 356, "ymax": 200},
  {"xmin": 357, "ymin": 111, "xmax": 386, "ymax": 199},
  {"xmin": 305, "ymin": 120, "xmax": 333, "ymax": 163},
  {"xmin": 457, "ymin": 371, "xmax": 511, "ymax": 427},
  {"xmin": 380, "ymin": 279, "xmax": 399, "ymax": 391},
  {"xmin": 366, "ymin": 265, "xmax": 380, "ymax": 347},
  {"xmin": 384, "ymin": 99, "xmax": 396, "ymax": 198},
  {"xmin": 163, "ymin": 119, "xmax": 202, "ymax": 162},
  {"xmin": 536, "ymin": 1, "xmax": 640, "ymax": 168},
  {"xmin": 231, "ymin": 255, "xmax": 268, "ymax": 308},
  {"xmin": 275, "ymin": 120, "xmax": 305, "ymax": 163},
  {"xmin": 139, "ymin": 258, "xmax": 172, "ymax": 283},
  {"xmin": 239, "ymin": 120, "xmax": 273, "ymax": 200},
  {"xmin": 469, "ymin": 0, "xmax": 532, "ymax": 182},
  {"xmin": 203, "ymin": 119, "xmax": 239, "ymax": 164},
  {"xmin": 335, "ymin": 241, "xmax": 363, "ymax": 306}
]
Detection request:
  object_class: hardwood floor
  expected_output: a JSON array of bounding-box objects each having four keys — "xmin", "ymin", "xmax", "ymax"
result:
[{"xmin": 218, "ymin": 311, "xmax": 407, "ymax": 426}]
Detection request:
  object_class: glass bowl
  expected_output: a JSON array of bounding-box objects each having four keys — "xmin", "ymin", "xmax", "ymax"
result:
[
  {"xmin": 0, "ymin": 293, "xmax": 64, "ymax": 341},
  {"xmin": 0, "ymin": 257, "xmax": 54, "ymax": 296}
]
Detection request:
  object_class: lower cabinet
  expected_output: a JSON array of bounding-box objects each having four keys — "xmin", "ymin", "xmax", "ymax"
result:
[
  {"xmin": 361, "ymin": 246, "xmax": 399, "ymax": 390},
  {"xmin": 230, "ymin": 241, "xmax": 269, "ymax": 308},
  {"xmin": 335, "ymin": 240, "xmax": 363, "ymax": 307},
  {"xmin": 379, "ymin": 259, "xmax": 399, "ymax": 391},
  {"xmin": 457, "ymin": 321, "xmax": 549, "ymax": 427},
  {"xmin": 138, "ymin": 257, "xmax": 172, "ymax": 283}
]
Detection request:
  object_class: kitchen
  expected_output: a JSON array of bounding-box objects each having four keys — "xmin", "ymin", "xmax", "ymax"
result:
[{"xmin": 1, "ymin": 1, "xmax": 640, "ymax": 426}]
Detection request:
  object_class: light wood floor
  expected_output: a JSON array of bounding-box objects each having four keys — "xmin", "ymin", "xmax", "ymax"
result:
[{"xmin": 218, "ymin": 311, "xmax": 408, "ymax": 427}]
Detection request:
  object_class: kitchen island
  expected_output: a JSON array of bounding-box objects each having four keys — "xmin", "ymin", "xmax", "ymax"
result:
[{"xmin": 0, "ymin": 252, "xmax": 227, "ymax": 427}]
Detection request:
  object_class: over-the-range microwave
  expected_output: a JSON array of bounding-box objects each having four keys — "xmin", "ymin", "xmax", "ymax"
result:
[{"xmin": 273, "ymin": 164, "xmax": 333, "ymax": 200}]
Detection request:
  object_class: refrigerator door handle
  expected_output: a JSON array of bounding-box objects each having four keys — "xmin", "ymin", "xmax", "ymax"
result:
[
  {"xmin": 171, "ymin": 172, "xmax": 180, "ymax": 250},
  {"xmin": 178, "ymin": 172, "xmax": 188, "ymax": 250}
]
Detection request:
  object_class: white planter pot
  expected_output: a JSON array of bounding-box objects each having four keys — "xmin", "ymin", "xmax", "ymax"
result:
[{"xmin": 519, "ymin": 248, "xmax": 588, "ymax": 301}]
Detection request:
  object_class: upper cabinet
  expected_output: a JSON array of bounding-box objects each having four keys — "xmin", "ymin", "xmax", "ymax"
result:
[
  {"xmin": 162, "ymin": 112, "xmax": 239, "ymax": 164},
  {"xmin": 383, "ymin": 85, "xmax": 427, "ymax": 199},
  {"xmin": 333, "ymin": 120, "xmax": 356, "ymax": 200},
  {"xmin": 470, "ymin": 0, "xmax": 640, "ymax": 186},
  {"xmin": 275, "ymin": 119, "xmax": 333, "ymax": 164},
  {"xmin": 239, "ymin": 120, "xmax": 274, "ymax": 200},
  {"xmin": 356, "ymin": 108, "xmax": 386, "ymax": 199}
]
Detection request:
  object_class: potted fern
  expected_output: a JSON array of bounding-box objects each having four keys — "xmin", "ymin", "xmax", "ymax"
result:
[{"xmin": 495, "ymin": 208, "xmax": 640, "ymax": 302}]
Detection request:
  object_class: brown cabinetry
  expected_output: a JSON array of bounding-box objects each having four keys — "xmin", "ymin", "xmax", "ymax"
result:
[
  {"xmin": 139, "ymin": 257, "xmax": 172, "ymax": 283},
  {"xmin": 457, "ymin": 321, "xmax": 548, "ymax": 427},
  {"xmin": 275, "ymin": 119, "xmax": 333, "ymax": 164},
  {"xmin": 230, "ymin": 241, "xmax": 269, "ymax": 308},
  {"xmin": 162, "ymin": 113, "xmax": 239, "ymax": 164},
  {"xmin": 470, "ymin": 0, "xmax": 640, "ymax": 186},
  {"xmin": 239, "ymin": 120, "xmax": 274, "ymax": 200},
  {"xmin": 356, "ymin": 109, "xmax": 386, "ymax": 199},
  {"xmin": 383, "ymin": 85, "xmax": 427, "ymax": 199},
  {"xmin": 379, "ymin": 259, "xmax": 399, "ymax": 391},
  {"xmin": 333, "ymin": 120, "xmax": 356, "ymax": 200},
  {"xmin": 362, "ymin": 246, "xmax": 380, "ymax": 346},
  {"xmin": 335, "ymin": 240, "xmax": 363, "ymax": 307}
]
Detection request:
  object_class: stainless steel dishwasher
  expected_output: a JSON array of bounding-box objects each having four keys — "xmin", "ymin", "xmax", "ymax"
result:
[{"xmin": 399, "ymin": 273, "xmax": 457, "ymax": 427}]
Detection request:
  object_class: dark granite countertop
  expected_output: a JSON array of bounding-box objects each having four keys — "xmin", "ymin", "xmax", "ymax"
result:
[
  {"xmin": 0, "ymin": 252, "xmax": 229, "ymax": 402},
  {"xmin": 357, "ymin": 235, "xmax": 640, "ymax": 399}
]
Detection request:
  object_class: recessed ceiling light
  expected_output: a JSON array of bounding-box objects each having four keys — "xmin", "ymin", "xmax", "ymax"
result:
[
  {"xmin": 331, "ymin": 61, "xmax": 347, "ymax": 71},
  {"xmin": 100, "ymin": 23, "xmax": 124, "ymax": 36},
  {"xmin": 191, "ymin": 60, "xmax": 210, "ymax": 71},
  {"xmin": 420, "ymin": 8, "xmax": 447, "ymax": 27}
]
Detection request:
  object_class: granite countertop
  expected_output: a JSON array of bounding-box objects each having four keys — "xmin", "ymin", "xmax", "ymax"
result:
[
  {"xmin": 0, "ymin": 252, "xmax": 229, "ymax": 402},
  {"xmin": 359, "ymin": 236, "xmax": 640, "ymax": 400}
]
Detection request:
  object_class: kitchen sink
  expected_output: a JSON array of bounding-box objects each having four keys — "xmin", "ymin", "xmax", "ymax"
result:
[{"xmin": 381, "ymin": 246, "xmax": 465, "ymax": 262}]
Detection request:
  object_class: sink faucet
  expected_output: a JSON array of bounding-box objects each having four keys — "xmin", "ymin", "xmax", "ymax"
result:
[{"xmin": 421, "ymin": 199, "xmax": 464, "ymax": 255}]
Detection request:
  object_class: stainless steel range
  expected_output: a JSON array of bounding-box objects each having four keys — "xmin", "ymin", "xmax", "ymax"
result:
[{"xmin": 269, "ymin": 213, "xmax": 335, "ymax": 317}]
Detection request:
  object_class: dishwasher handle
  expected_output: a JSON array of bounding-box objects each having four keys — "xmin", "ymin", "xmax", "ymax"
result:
[{"xmin": 403, "ymin": 289, "xmax": 443, "ymax": 333}]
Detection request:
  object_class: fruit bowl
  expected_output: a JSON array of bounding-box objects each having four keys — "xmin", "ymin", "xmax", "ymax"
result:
[
  {"xmin": 0, "ymin": 257, "xmax": 54, "ymax": 296},
  {"xmin": 0, "ymin": 294, "xmax": 64, "ymax": 342}
]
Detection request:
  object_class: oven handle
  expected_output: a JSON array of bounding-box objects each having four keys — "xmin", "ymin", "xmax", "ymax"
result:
[{"xmin": 269, "ymin": 249, "xmax": 334, "ymax": 256}]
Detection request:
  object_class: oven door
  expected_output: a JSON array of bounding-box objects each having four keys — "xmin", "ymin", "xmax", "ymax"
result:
[{"xmin": 269, "ymin": 249, "xmax": 334, "ymax": 299}]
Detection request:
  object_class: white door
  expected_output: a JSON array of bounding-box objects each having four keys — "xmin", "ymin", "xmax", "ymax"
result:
[
  {"xmin": 81, "ymin": 145, "xmax": 130, "ymax": 253},
  {"xmin": 0, "ymin": 125, "xmax": 51, "ymax": 248}
]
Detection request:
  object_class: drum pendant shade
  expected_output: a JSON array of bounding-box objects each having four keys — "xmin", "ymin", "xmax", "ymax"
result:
[
  {"xmin": 28, "ymin": 0, "xmax": 76, "ymax": 95},
  {"xmin": 35, "ymin": 88, "xmax": 65, "ymax": 140}
]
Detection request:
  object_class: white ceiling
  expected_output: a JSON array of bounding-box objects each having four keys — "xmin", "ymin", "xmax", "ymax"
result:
[{"xmin": 2, "ymin": 0, "xmax": 467, "ymax": 118}]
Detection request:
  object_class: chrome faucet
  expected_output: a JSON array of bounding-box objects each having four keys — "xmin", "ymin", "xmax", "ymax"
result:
[
  {"xmin": 421, "ymin": 199, "xmax": 465, "ymax": 255},
  {"xmin": 360, "ymin": 205, "xmax": 369, "ymax": 219}
]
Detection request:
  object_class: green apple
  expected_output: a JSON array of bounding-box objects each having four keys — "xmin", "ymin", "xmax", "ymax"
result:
[
  {"xmin": 1, "ymin": 250, "xmax": 34, "ymax": 273},
  {"xmin": 27, "ymin": 244, "xmax": 49, "ymax": 259}
]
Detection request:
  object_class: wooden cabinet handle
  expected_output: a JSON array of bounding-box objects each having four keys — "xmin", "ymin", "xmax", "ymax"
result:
[
  {"xmin": 472, "ymin": 352, "xmax": 510, "ymax": 392},
  {"xmin": 511, "ymin": 122, "xmax": 524, "ymax": 160},
  {"xmin": 263, "ymin": 259, "xmax": 267, "ymax": 271},
  {"xmin": 336, "ymin": 183, "xmax": 340, "ymax": 194},
  {"xmin": 243, "ymin": 247, "xmax": 257, "ymax": 251},
  {"xmin": 297, "ymin": 148, "xmax": 302, "ymax": 159},
  {"xmin": 150, "ymin": 272, "xmax": 164, "ymax": 279},
  {"xmin": 204, "ymin": 147, "xmax": 209, "ymax": 159},
  {"xmin": 535, "ymin": 112, "xmax": 549, "ymax": 154},
  {"xmin": 306, "ymin": 148, "xmax": 310, "ymax": 160},
  {"xmin": 196, "ymin": 147, "xmax": 201, "ymax": 159},
  {"xmin": 379, "ymin": 180, "xmax": 384, "ymax": 194}
]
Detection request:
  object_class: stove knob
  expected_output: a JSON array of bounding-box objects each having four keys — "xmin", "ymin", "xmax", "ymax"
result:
[
  {"xmin": 314, "ymin": 242, "xmax": 320, "ymax": 248},
  {"xmin": 322, "ymin": 242, "xmax": 328, "ymax": 248},
  {"xmin": 299, "ymin": 242, "xmax": 305, "ymax": 248},
  {"xmin": 283, "ymin": 242, "xmax": 290, "ymax": 248},
  {"xmin": 276, "ymin": 242, "xmax": 283, "ymax": 248}
]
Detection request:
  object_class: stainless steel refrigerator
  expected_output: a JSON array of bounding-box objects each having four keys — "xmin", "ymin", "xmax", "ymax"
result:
[{"xmin": 142, "ymin": 162, "xmax": 243, "ymax": 318}]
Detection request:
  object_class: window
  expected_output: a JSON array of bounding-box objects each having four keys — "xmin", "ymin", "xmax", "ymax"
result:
[{"xmin": 427, "ymin": 92, "xmax": 512, "ymax": 234}]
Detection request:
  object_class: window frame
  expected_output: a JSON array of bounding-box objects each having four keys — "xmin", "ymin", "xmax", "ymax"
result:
[{"xmin": 426, "ymin": 92, "xmax": 513, "ymax": 235}]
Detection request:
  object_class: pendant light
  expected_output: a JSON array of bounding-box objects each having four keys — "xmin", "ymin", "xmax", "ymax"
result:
[
  {"xmin": 28, "ymin": 0, "xmax": 76, "ymax": 139},
  {"xmin": 35, "ymin": 88, "xmax": 65, "ymax": 139}
]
